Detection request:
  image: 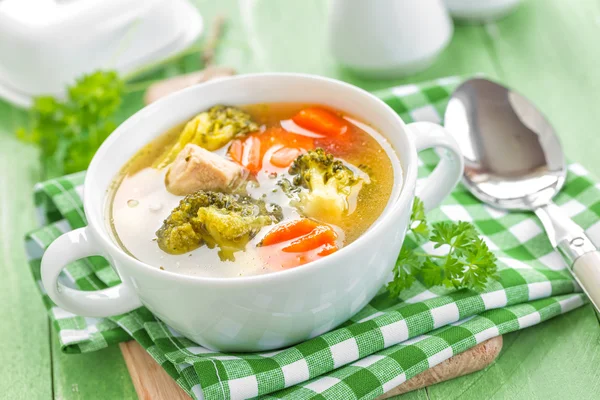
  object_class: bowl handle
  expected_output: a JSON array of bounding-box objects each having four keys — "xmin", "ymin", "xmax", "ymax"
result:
[
  {"xmin": 41, "ymin": 227, "xmax": 142, "ymax": 317},
  {"xmin": 407, "ymin": 121, "xmax": 464, "ymax": 211}
]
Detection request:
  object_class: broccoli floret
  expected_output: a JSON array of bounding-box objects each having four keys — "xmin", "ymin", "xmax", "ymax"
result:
[
  {"xmin": 156, "ymin": 191, "xmax": 282, "ymax": 260},
  {"xmin": 286, "ymin": 148, "xmax": 363, "ymax": 222},
  {"xmin": 155, "ymin": 105, "xmax": 258, "ymax": 168}
]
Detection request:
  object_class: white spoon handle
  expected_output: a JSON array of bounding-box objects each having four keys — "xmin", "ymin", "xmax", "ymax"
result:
[
  {"xmin": 572, "ymin": 251, "xmax": 600, "ymax": 313},
  {"xmin": 535, "ymin": 203, "xmax": 600, "ymax": 313}
]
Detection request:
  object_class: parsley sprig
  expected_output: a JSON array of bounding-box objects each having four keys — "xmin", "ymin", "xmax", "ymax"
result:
[
  {"xmin": 17, "ymin": 71, "xmax": 124, "ymax": 177},
  {"xmin": 387, "ymin": 198, "xmax": 497, "ymax": 297}
]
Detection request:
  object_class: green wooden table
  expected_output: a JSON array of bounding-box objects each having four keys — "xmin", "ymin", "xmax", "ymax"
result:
[{"xmin": 2, "ymin": 0, "xmax": 600, "ymax": 398}]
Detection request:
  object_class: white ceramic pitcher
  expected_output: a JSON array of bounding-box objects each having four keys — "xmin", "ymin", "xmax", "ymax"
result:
[{"xmin": 328, "ymin": 0, "xmax": 453, "ymax": 79}]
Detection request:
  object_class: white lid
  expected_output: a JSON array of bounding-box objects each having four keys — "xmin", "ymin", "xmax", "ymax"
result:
[
  {"xmin": 0, "ymin": 0, "xmax": 203, "ymax": 107},
  {"xmin": 1, "ymin": 0, "xmax": 148, "ymax": 26}
]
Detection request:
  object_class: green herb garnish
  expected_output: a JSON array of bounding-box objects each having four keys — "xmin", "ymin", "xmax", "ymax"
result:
[
  {"xmin": 17, "ymin": 71, "xmax": 124, "ymax": 177},
  {"xmin": 387, "ymin": 197, "xmax": 497, "ymax": 297}
]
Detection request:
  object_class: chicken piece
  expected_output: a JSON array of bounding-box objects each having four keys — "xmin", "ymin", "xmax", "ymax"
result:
[{"xmin": 165, "ymin": 144, "xmax": 246, "ymax": 196}]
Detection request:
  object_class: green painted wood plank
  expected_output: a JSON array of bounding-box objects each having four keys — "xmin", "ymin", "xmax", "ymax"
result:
[
  {"xmin": 426, "ymin": 304, "xmax": 600, "ymax": 399},
  {"xmin": 51, "ymin": 333, "xmax": 137, "ymax": 400},
  {"xmin": 0, "ymin": 101, "xmax": 52, "ymax": 399}
]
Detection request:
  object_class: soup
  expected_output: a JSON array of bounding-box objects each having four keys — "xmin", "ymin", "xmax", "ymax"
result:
[{"xmin": 108, "ymin": 103, "xmax": 397, "ymax": 277}]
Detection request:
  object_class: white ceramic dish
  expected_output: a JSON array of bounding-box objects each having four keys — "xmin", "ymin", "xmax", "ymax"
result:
[
  {"xmin": 328, "ymin": 0, "xmax": 453, "ymax": 79},
  {"xmin": 40, "ymin": 74, "xmax": 464, "ymax": 352},
  {"xmin": 0, "ymin": 0, "xmax": 202, "ymax": 107}
]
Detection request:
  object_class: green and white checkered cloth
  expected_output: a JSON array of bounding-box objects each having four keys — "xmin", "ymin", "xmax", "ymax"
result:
[{"xmin": 26, "ymin": 77, "xmax": 600, "ymax": 400}]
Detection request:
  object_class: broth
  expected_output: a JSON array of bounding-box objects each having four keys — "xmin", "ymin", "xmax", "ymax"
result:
[{"xmin": 108, "ymin": 103, "xmax": 398, "ymax": 277}]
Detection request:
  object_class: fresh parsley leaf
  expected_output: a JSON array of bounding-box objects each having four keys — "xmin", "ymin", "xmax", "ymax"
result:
[
  {"xmin": 421, "ymin": 258, "xmax": 443, "ymax": 287},
  {"xmin": 408, "ymin": 197, "xmax": 429, "ymax": 242},
  {"xmin": 387, "ymin": 247, "xmax": 421, "ymax": 296},
  {"xmin": 387, "ymin": 197, "xmax": 497, "ymax": 297},
  {"xmin": 18, "ymin": 71, "xmax": 124, "ymax": 177}
]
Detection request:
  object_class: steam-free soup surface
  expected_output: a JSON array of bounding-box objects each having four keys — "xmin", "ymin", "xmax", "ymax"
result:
[{"xmin": 109, "ymin": 103, "xmax": 397, "ymax": 277}]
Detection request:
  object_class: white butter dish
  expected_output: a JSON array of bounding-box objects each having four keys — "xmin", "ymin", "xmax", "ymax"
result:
[{"xmin": 0, "ymin": 0, "xmax": 203, "ymax": 107}]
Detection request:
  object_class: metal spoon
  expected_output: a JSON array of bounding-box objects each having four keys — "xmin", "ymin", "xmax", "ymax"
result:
[{"xmin": 444, "ymin": 78, "xmax": 600, "ymax": 312}]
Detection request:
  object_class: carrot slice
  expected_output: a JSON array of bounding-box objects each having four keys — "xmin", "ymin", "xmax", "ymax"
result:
[
  {"xmin": 318, "ymin": 243, "xmax": 338, "ymax": 256},
  {"xmin": 227, "ymin": 127, "xmax": 314, "ymax": 173},
  {"xmin": 228, "ymin": 139, "xmax": 243, "ymax": 164},
  {"xmin": 282, "ymin": 225, "xmax": 337, "ymax": 253},
  {"xmin": 262, "ymin": 127, "xmax": 314, "ymax": 151},
  {"xmin": 292, "ymin": 107, "xmax": 349, "ymax": 137},
  {"xmin": 260, "ymin": 219, "xmax": 339, "ymax": 269},
  {"xmin": 270, "ymin": 147, "xmax": 302, "ymax": 168},
  {"xmin": 261, "ymin": 219, "xmax": 319, "ymax": 246},
  {"xmin": 244, "ymin": 135, "xmax": 262, "ymax": 173}
]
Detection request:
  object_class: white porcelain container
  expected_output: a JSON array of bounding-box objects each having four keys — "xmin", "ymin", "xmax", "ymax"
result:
[
  {"xmin": 328, "ymin": 0, "xmax": 453, "ymax": 79},
  {"xmin": 0, "ymin": 0, "xmax": 203, "ymax": 107},
  {"xmin": 40, "ymin": 73, "xmax": 464, "ymax": 352},
  {"xmin": 445, "ymin": 0, "xmax": 521, "ymax": 22}
]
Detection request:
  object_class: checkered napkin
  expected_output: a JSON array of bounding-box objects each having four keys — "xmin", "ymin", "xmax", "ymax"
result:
[{"xmin": 25, "ymin": 77, "xmax": 600, "ymax": 400}]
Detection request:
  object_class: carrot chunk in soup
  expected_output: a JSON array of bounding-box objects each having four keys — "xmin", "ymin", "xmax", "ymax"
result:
[
  {"xmin": 292, "ymin": 107, "xmax": 349, "ymax": 137},
  {"xmin": 260, "ymin": 219, "xmax": 338, "ymax": 269},
  {"xmin": 228, "ymin": 127, "xmax": 314, "ymax": 172}
]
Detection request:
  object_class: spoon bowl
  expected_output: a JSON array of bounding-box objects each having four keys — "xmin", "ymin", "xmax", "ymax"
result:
[{"xmin": 445, "ymin": 78, "xmax": 566, "ymax": 210}]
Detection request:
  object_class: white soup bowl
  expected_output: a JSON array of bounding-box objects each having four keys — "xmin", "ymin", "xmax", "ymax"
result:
[{"xmin": 41, "ymin": 74, "xmax": 463, "ymax": 352}]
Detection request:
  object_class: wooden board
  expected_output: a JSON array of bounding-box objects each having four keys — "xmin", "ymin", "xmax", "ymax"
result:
[
  {"xmin": 120, "ymin": 338, "xmax": 502, "ymax": 400},
  {"xmin": 377, "ymin": 336, "xmax": 503, "ymax": 399},
  {"xmin": 120, "ymin": 342, "xmax": 189, "ymax": 400}
]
